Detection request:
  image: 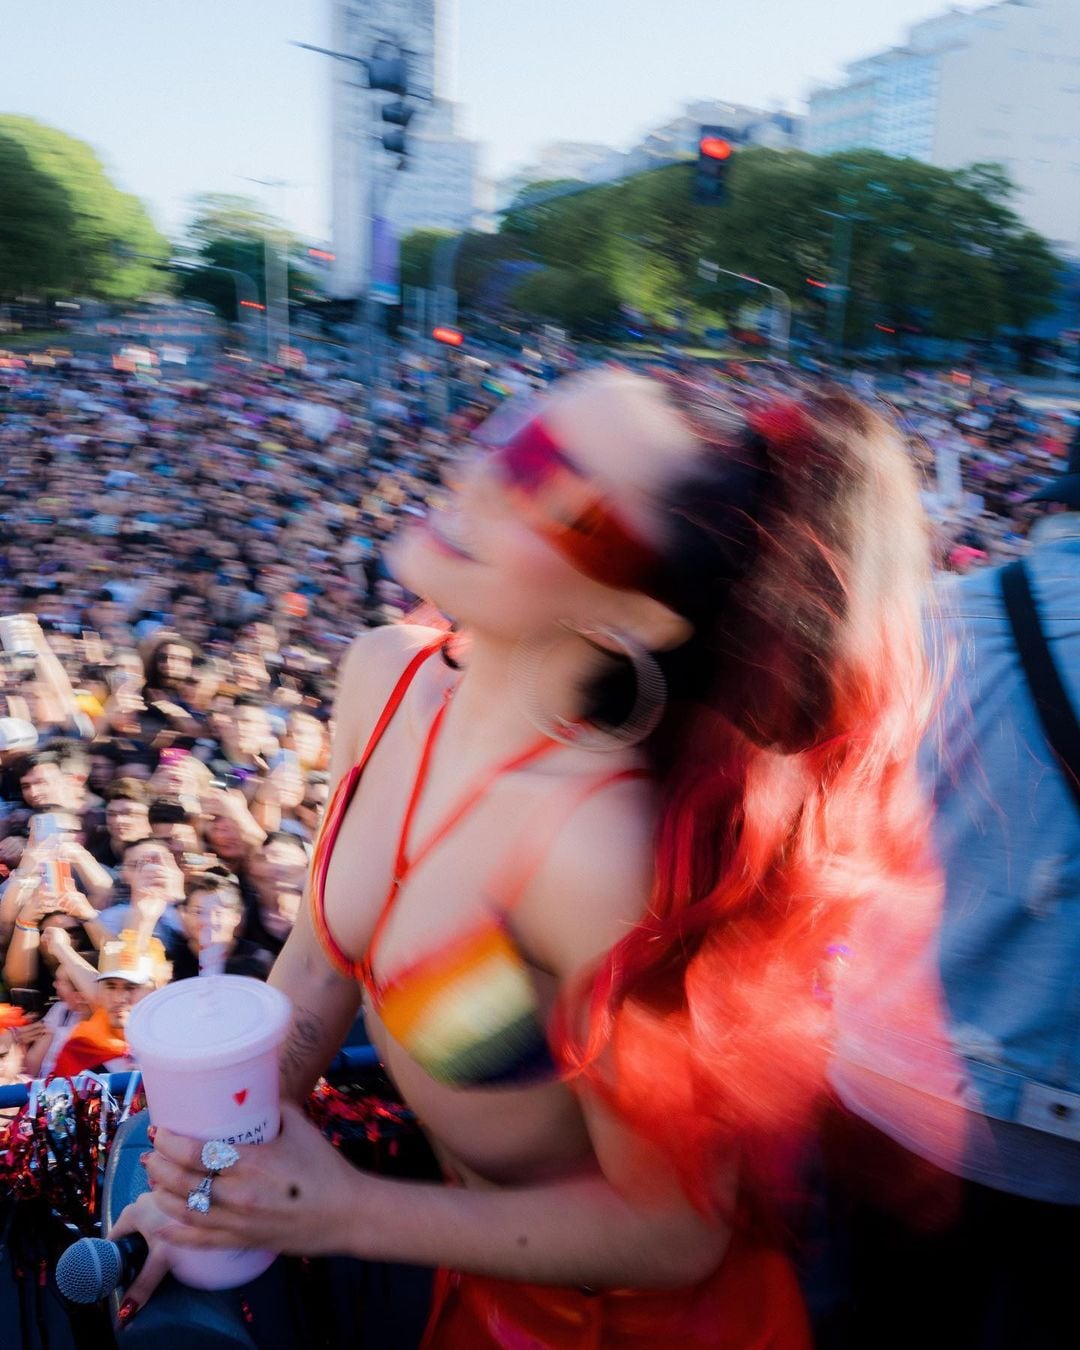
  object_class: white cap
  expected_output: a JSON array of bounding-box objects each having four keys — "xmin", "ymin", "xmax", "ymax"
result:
[{"xmin": 0, "ymin": 718, "xmax": 38, "ymax": 754}]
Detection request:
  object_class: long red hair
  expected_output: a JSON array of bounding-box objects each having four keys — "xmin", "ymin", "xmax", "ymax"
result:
[{"xmin": 551, "ymin": 382, "xmax": 940, "ymax": 1215}]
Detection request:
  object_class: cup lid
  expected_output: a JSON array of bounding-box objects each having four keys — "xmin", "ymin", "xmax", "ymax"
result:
[{"xmin": 126, "ymin": 975, "xmax": 291, "ymax": 1073}]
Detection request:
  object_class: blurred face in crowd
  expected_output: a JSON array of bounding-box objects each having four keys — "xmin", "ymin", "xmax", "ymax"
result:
[
  {"xmin": 183, "ymin": 664, "xmax": 221, "ymax": 712},
  {"xmin": 297, "ymin": 777, "xmax": 329, "ymax": 831},
  {"xmin": 21, "ymin": 760, "xmax": 68, "ymax": 809},
  {"xmin": 116, "ymin": 757, "xmax": 153, "ymax": 782},
  {"xmin": 285, "ymin": 712, "xmax": 325, "ymax": 770},
  {"xmin": 96, "ymin": 977, "xmax": 141, "ymax": 1032},
  {"xmin": 223, "ymin": 702, "xmax": 271, "ymax": 761},
  {"xmin": 89, "ymin": 597, "xmax": 125, "ymax": 630},
  {"xmin": 181, "ymin": 887, "xmax": 243, "ymax": 953},
  {"xmin": 248, "ymin": 835, "xmax": 307, "ymax": 938},
  {"xmin": 106, "ymin": 797, "xmax": 150, "ymax": 847},
  {"xmin": 150, "ymin": 817, "xmax": 200, "ymax": 859},
  {"xmin": 121, "ymin": 838, "xmax": 185, "ymax": 902},
  {"xmin": 20, "ymin": 679, "xmax": 65, "ymax": 728},
  {"xmin": 158, "ymin": 642, "xmax": 193, "ymax": 685},
  {"xmin": 89, "ymin": 754, "xmax": 116, "ymax": 792},
  {"xmin": 0, "ymin": 1028, "xmax": 24, "ymax": 1087},
  {"xmin": 110, "ymin": 652, "xmax": 145, "ymax": 689},
  {"xmin": 203, "ymin": 809, "xmax": 248, "ymax": 863}
]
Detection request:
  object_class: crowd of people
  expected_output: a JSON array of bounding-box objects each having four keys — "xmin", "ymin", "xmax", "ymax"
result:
[
  {"xmin": 0, "ymin": 344, "xmax": 507, "ymax": 1093},
  {"xmin": 0, "ymin": 339, "xmax": 1075, "ymax": 1099},
  {"xmin": 890, "ymin": 367, "xmax": 1079, "ymax": 571},
  {"xmin": 0, "ymin": 329, "xmax": 1076, "ymax": 1350}
]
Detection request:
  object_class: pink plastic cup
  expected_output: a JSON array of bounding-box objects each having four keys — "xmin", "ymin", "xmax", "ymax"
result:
[{"xmin": 125, "ymin": 975, "xmax": 292, "ymax": 1289}]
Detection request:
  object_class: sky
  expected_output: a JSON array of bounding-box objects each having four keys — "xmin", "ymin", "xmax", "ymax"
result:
[{"xmin": 0, "ymin": 0, "xmax": 979, "ymax": 244}]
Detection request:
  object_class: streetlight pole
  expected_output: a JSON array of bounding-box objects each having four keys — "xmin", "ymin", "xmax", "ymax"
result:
[
  {"xmin": 122, "ymin": 248, "xmax": 262, "ymax": 349},
  {"xmin": 293, "ymin": 39, "xmax": 417, "ymax": 385},
  {"xmin": 241, "ymin": 177, "xmax": 293, "ymax": 364},
  {"xmin": 697, "ymin": 260, "xmax": 792, "ymax": 354}
]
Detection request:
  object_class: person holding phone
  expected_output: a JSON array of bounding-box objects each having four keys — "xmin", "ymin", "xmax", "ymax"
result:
[
  {"xmin": 169, "ymin": 875, "xmax": 273, "ymax": 981},
  {"xmin": 95, "ymin": 838, "xmax": 186, "ymax": 946}
]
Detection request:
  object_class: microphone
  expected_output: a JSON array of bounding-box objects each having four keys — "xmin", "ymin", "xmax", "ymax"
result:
[{"xmin": 56, "ymin": 1234, "xmax": 149, "ymax": 1304}]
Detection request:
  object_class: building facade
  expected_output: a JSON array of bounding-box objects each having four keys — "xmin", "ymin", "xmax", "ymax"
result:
[
  {"xmin": 328, "ymin": 0, "xmax": 476, "ymax": 299},
  {"xmin": 494, "ymin": 102, "xmax": 802, "ymax": 213},
  {"xmin": 806, "ymin": 0, "xmax": 1080, "ymax": 255}
]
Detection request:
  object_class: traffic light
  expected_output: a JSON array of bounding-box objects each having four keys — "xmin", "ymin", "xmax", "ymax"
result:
[
  {"xmin": 378, "ymin": 71, "xmax": 416, "ymax": 158},
  {"xmin": 694, "ymin": 126, "xmax": 736, "ymax": 206},
  {"xmin": 382, "ymin": 128, "xmax": 407, "ymax": 155},
  {"xmin": 368, "ymin": 54, "xmax": 407, "ymax": 95},
  {"xmin": 432, "ymin": 326, "xmax": 464, "ymax": 347}
]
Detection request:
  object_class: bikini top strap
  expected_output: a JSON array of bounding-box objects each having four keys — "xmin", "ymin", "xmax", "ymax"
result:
[
  {"xmin": 490, "ymin": 766, "xmax": 652, "ymax": 918},
  {"xmin": 354, "ymin": 633, "xmax": 451, "ymax": 777},
  {"xmin": 309, "ymin": 633, "xmax": 449, "ymax": 979}
]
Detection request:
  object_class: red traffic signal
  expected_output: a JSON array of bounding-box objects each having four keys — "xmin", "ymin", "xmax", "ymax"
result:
[
  {"xmin": 240, "ymin": 299, "xmax": 266, "ymax": 310},
  {"xmin": 699, "ymin": 136, "xmax": 733, "ymax": 161},
  {"xmin": 694, "ymin": 126, "xmax": 736, "ymax": 206},
  {"xmin": 432, "ymin": 326, "xmax": 464, "ymax": 347}
]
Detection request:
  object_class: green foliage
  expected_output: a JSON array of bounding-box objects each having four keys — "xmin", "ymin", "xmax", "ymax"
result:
[
  {"xmin": 485, "ymin": 149, "xmax": 1062, "ymax": 343},
  {"xmin": 400, "ymin": 228, "xmax": 456, "ymax": 290},
  {"xmin": 0, "ymin": 133, "xmax": 76, "ymax": 295},
  {"xmin": 0, "ymin": 115, "xmax": 168, "ymax": 301},
  {"xmin": 511, "ymin": 267, "xmax": 620, "ymax": 332},
  {"xmin": 177, "ymin": 193, "xmax": 313, "ymax": 321}
]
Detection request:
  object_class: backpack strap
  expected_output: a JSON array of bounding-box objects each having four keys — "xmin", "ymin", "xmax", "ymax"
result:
[{"xmin": 999, "ymin": 559, "xmax": 1080, "ymax": 816}]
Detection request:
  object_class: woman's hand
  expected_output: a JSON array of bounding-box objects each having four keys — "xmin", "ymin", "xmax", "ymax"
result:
[
  {"xmin": 143, "ymin": 1102, "xmax": 363, "ymax": 1258},
  {"xmin": 107, "ymin": 1189, "xmax": 182, "ymax": 1324}
]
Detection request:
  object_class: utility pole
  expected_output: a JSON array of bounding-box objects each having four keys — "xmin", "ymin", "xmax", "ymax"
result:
[
  {"xmin": 241, "ymin": 176, "xmax": 293, "ymax": 364},
  {"xmin": 294, "ymin": 40, "xmax": 422, "ymax": 385},
  {"xmin": 817, "ymin": 195, "xmax": 868, "ymax": 360},
  {"xmin": 697, "ymin": 260, "xmax": 792, "ymax": 354}
]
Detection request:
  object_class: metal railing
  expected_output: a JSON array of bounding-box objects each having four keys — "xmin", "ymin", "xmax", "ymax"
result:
[{"xmin": 0, "ymin": 1044, "xmax": 379, "ymax": 1111}]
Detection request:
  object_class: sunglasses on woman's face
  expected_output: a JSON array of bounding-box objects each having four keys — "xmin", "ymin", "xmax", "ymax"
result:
[{"xmin": 484, "ymin": 416, "xmax": 665, "ymax": 599}]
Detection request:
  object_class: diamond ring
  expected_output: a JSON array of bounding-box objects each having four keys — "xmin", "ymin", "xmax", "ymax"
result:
[
  {"xmin": 200, "ymin": 1139, "xmax": 240, "ymax": 1173},
  {"xmin": 186, "ymin": 1175, "xmax": 213, "ymax": 1214}
]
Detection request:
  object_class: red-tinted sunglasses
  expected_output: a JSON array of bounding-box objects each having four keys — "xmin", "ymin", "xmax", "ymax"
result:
[{"xmin": 485, "ymin": 415, "xmax": 666, "ymax": 599}]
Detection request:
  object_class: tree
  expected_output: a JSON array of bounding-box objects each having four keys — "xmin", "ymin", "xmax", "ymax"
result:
[
  {"xmin": 487, "ymin": 148, "xmax": 1062, "ymax": 347},
  {"xmin": 0, "ymin": 132, "xmax": 77, "ymax": 296},
  {"xmin": 177, "ymin": 193, "xmax": 313, "ymax": 322},
  {"xmin": 511, "ymin": 267, "xmax": 620, "ymax": 334},
  {"xmin": 0, "ymin": 116, "xmax": 168, "ymax": 301}
]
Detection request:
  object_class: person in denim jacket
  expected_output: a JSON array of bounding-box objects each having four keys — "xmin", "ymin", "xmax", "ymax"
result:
[{"xmin": 824, "ymin": 434, "xmax": 1080, "ymax": 1350}]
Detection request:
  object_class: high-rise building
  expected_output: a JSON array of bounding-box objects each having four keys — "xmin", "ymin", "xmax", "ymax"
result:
[
  {"xmin": 387, "ymin": 99, "xmax": 478, "ymax": 239},
  {"xmin": 805, "ymin": 0, "xmax": 1080, "ymax": 254},
  {"xmin": 328, "ymin": 0, "xmax": 476, "ymax": 299}
]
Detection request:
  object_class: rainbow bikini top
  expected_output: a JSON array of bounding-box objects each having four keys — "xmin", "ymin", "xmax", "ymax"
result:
[{"xmin": 310, "ymin": 638, "xmax": 646, "ymax": 1090}]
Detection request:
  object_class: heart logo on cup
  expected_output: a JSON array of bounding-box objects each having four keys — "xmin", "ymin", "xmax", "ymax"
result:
[{"xmin": 233, "ymin": 1089, "xmax": 248, "ymax": 1105}]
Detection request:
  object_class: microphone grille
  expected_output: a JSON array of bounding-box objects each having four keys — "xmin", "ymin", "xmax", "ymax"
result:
[{"xmin": 56, "ymin": 1237, "xmax": 122, "ymax": 1304}]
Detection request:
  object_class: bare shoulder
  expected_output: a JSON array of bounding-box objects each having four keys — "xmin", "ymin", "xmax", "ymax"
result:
[
  {"xmin": 515, "ymin": 771, "xmax": 655, "ymax": 979},
  {"xmin": 329, "ymin": 624, "xmax": 446, "ymax": 778}
]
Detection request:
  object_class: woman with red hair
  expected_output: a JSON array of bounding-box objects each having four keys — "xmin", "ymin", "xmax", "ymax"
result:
[{"xmin": 119, "ymin": 369, "xmax": 936, "ymax": 1345}]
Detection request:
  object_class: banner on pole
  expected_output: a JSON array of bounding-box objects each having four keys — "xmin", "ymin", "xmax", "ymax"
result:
[{"xmin": 369, "ymin": 216, "xmax": 401, "ymax": 306}]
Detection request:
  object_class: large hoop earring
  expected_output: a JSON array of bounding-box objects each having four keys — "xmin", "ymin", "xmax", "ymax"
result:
[{"xmin": 510, "ymin": 625, "xmax": 666, "ymax": 753}]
